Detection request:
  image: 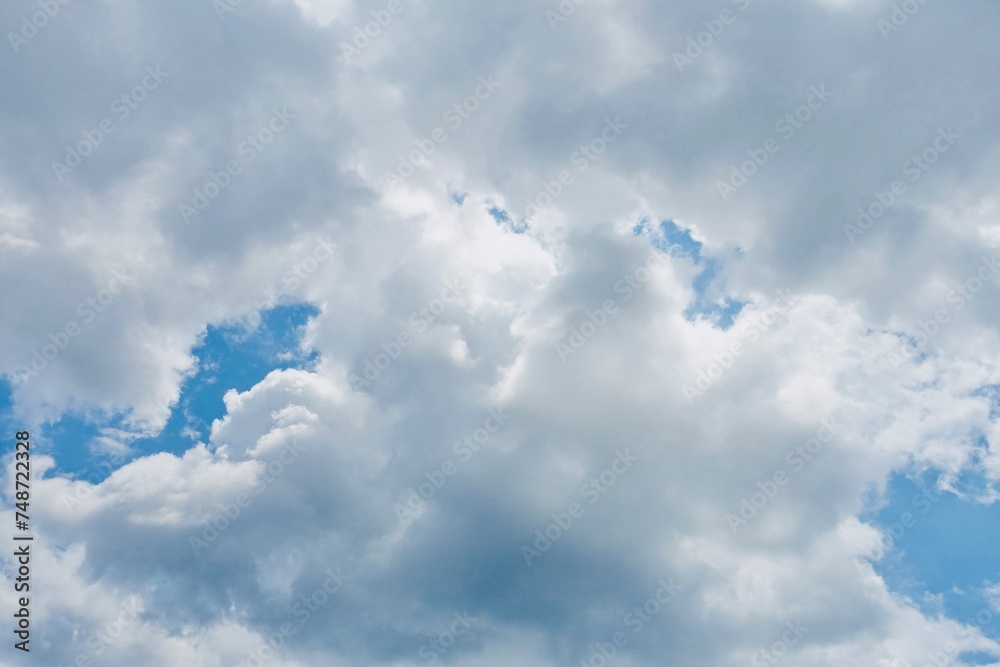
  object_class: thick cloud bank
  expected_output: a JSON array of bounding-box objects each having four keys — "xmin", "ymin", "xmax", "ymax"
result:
[{"xmin": 2, "ymin": 0, "xmax": 1000, "ymax": 665}]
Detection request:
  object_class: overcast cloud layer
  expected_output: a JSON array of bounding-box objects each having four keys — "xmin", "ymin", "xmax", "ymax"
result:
[{"xmin": 2, "ymin": 0, "xmax": 1000, "ymax": 665}]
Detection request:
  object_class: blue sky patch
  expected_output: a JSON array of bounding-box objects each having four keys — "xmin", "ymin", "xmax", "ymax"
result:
[
  {"xmin": 2, "ymin": 303, "xmax": 319, "ymax": 485},
  {"xmin": 865, "ymin": 470, "xmax": 1000, "ymax": 641},
  {"xmin": 635, "ymin": 219, "xmax": 747, "ymax": 330},
  {"xmin": 487, "ymin": 204, "xmax": 528, "ymax": 234}
]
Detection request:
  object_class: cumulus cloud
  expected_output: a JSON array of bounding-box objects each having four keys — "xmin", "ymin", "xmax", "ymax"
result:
[{"xmin": 2, "ymin": 0, "xmax": 1000, "ymax": 665}]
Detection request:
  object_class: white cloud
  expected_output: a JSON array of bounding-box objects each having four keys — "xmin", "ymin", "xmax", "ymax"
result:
[{"xmin": 2, "ymin": 0, "xmax": 1000, "ymax": 664}]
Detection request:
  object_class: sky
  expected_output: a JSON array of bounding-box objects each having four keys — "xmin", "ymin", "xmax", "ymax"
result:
[{"xmin": 1, "ymin": 0, "xmax": 1000, "ymax": 665}]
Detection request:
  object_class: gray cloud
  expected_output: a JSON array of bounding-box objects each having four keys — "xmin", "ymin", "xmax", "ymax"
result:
[{"xmin": 2, "ymin": 0, "xmax": 1000, "ymax": 665}]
